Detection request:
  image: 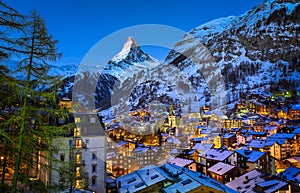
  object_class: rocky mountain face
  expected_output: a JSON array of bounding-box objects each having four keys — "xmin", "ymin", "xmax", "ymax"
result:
[
  {"xmin": 60, "ymin": 0, "xmax": 300, "ymax": 117},
  {"xmin": 166, "ymin": 0, "xmax": 300, "ymax": 104}
]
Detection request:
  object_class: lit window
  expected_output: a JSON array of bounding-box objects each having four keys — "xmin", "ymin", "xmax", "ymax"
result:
[
  {"xmin": 76, "ymin": 153, "xmax": 81, "ymax": 164},
  {"xmin": 75, "ymin": 180, "xmax": 81, "ymax": 188},
  {"xmin": 75, "ymin": 117, "xmax": 80, "ymax": 123},
  {"xmin": 75, "ymin": 139, "xmax": 82, "ymax": 148},
  {"xmin": 76, "ymin": 167, "xmax": 80, "ymax": 177},
  {"xmin": 74, "ymin": 128, "xmax": 81, "ymax": 137}
]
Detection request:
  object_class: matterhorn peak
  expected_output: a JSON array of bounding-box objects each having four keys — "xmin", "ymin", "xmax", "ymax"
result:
[{"xmin": 111, "ymin": 36, "xmax": 140, "ymax": 62}]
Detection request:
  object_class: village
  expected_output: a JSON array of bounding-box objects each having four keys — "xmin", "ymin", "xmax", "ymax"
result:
[{"xmin": 103, "ymin": 90, "xmax": 300, "ymax": 193}]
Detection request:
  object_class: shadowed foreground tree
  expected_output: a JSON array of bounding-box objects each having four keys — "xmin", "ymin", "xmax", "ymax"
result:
[
  {"xmin": 8, "ymin": 10, "xmax": 63, "ymax": 193},
  {"xmin": 0, "ymin": 1, "xmax": 25, "ymax": 192}
]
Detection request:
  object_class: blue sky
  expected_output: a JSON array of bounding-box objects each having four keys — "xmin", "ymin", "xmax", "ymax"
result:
[{"xmin": 6, "ymin": 0, "xmax": 263, "ymax": 64}]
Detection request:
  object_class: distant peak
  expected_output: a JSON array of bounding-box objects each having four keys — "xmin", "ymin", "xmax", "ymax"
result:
[
  {"xmin": 111, "ymin": 36, "xmax": 140, "ymax": 62},
  {"xmin": 122, "ymin": 36, "xmax": 139, "ymax": 51}
]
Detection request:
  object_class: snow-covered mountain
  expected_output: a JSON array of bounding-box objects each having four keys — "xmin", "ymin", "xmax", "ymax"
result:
[
  {"xmin": 61, "ymin": 0, "xmax": 300, "ymax": 116},
  {"xmin": 166, "ymin": 0, "xmax": 300, "ymax": 104},
  {"xmin": 69, "ymin": 37, "xmax": 163, "ymax": 112}
]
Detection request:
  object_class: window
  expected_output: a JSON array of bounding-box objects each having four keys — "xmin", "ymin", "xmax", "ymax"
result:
[
  {"xmin": 92, "ymin": 151, "xmax": 97, "ymax": 160},
  {"xmin": 90, "ymin": 117, "xmax": 96, "ymax": 123},
  {"xmin": 75, "ymin": 180, "xmax": 81, "ymax": 188},
  {"xmin": 92, "ymin": 176, "xmax": 97, "ymax": 185},
  {"xmin": 74, "ymin": 128, "xmax": 81, "ymax": 137},
  {"xmin": 75, "ymin": 117, "xmax": 80, "ymax": 123},
  {"xmin": 75, "ymin": 139, "xmax": 82, "ymax": 148},
  {"xmin": 60, "ymin": 153, "xmax": 65, "ymax": 162},
  {"xmin": 85, "ymin": 139, "xmax": 89, "ymax": 144},
  {"xmin": 76, "ymin": 153, "xmax": 81, "ymax": 164},
  {"xmin": 58, "ymin": 118, "xmax": 65, "ymax": 124},
  {"xmin": 76, "ymin": 167, "xmax": 80, "ymax": 177},
  {"xmin": 92, "ymin": 164, "xmax": 97, "ymax": 173}
]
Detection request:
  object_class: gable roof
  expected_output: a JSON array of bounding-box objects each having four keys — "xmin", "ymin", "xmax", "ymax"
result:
[
  {"xmin": 199, "ymin": 148, "xmax": 233, "ymax": 161},
  {"xmin": 235, "ymin": 149, "xmax": 265, "ymax": 162},
  {"xmin": 208, "ymin": 162, "xmax": 235, "ymax": 175},
  {"xmin": 226, "ymin": 170, "xmax": 264, "ymax": 193}
]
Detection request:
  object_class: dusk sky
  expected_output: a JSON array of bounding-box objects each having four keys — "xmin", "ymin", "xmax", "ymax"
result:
[{"xmin": 7, "ymin": 0, "xmax": 263, "ymax": 64}]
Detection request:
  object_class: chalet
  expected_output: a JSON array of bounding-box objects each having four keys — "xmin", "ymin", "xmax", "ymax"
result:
[
  {"xmin": 207, "ymin": 162, "xmax": 236, "ymax": 184},
  {"xmin": 222, "ymin": 133, "xmax": 237, "ymax": 148},
  {"xmin": 264, "ymin": 125, "xmax": 277, "ymax": 136},
  {"xmin": 116, "ymin": 163, "xmax": 238, "ymax": 193},
  {"xmin": 226, "ymin": 169, "xmax": 264, "ymax": 193},
  {"xmin": 168, "ymin": 157, "xmax": 197, "ymax": 172},
  {"xmin": 288, "ymin": 104, "xmax": 300, "ymax": 120},
  {"xmin": 254, "ymin": 180, "xmax": 289, "ymax": 193},
  {"xmin": 234, "ymin": 149, "xmax": 275, "ymax": 175},
  {"xmin": 198, "ymin": 147, "xmax": 234, "ymax": 175}
]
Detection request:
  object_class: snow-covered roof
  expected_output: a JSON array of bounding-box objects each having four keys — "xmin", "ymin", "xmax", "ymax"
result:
[
  {"xmin": 222, "ymin": 133, "xmax": 235, "ymax": 139},
  {"xmin": 286, "ymin": 156, "xmax": 300, "ymax": 163},
  {"xmin": 192, "ymin": 143, "xmax": 213, "ymax": 152},
  {"xmin": 292, "ymin": 127, "xmax": 300, "ymax": 134},
  {"xmin": 166, "ymin": 137, "xmax": 181, "ymax": 144},
  {"xmin": 116, "ymin": 141, "xmax": 128, "ymax": 147},
  {"xmin": 291, "ymin": 104, "xmax": 300, "ymax": 111},
  {"xmin": 107, "ymin": 152, "xmax": 121, "ymax": 159},
  {"xmin": 116, "ymin": 170, "xmax": 147, "ymax": 193},
  {"xmin": 136, "ymin": 167, "xmax": 166, "ymax": 187},
  {"xmin": 191, "ymin": 137, "xmax": 209, "ymax": 142},
  {"xmin": 268, "ymin": 133, "xmax": 295, "ymax": 139},
  {"xmin": 117, "ymin": 162, "xmax": 238, "ymax": 193},
  {"xmin": 264, "ymin": 125, "xmax": 277, "ymax": 131},
  {"xmin": 256, "ymin": 180, "xmax": 288, "ymax": 193},
  {"xmin": 168, "ymin": 157, "xmax": 194, "ymax": 167},
  {"xmin": 183, "ymin": 168, "xmax": 238, "ymax": 193},
  {"xmin": 170, "ymin": 148, "xmax": 181, "ymax": 154},
  {"xmin": 199, "ymin": 148, "xmax": 233, "ymax": 161},
  {"xmin": 266, "ymin": 138, "xmax": 287, "ymax": 145},
  {"xmin": 248, "ymin": 139, "xmax": 265, "ymax": 149},
  {"xmin": 279, "ymin": 166, "xmax": 300, "ymax": 182},
  {"xmin": 163, "ymin": 173, "xmax": 200, "ymax": 193},
  {"xmin": 226, "ymin": 170, "xmax": 264, "ymax": 193},
  {"xmin": 208, "ymin": 162, "xmax": 235, "ymax": 175},
  {"xmin": 235, "ymin": 149, "xmax": 265, "ymax": 163},
  {"xmin": 59, "ymin": 188, "xmax": 92, "ymax": 193}
]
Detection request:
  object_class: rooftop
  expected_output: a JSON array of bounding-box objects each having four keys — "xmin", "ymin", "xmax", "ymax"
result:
[
  {"xmin": 200, "ymin": 148, "xmax": 233, "ymax": 161},
  {"xmin": 279, "ymin": 166, "xmax": 300, "ymax": 182},
  {"xmin": 235, "ymin": 149, "xmax": 265, "ymax": 162},
  {"xmin": 208, "ymin": 162, "xmax": 235, "ymax": 175},
  {"xmin": 256, "ymin": 180, "xmax": 288, "ymax": 193},
  {"xmin": 162, "ymin": 173, "xmax": 200, "ymax": 193},
  {"xmin": 192, "ymin": 143, "xmax": 213, "ymax": 152},
  {"xmin": 169, "ymin": 157, "xmax": 194, "ymax": 167},
  {"xmin": 226, "ymin": 170, "xmax": 264, "ymax": 193},
  {"xmin": 116, "ymin": 163, "xmax": 238, "ymax": 193},
  {"xmin": 222, "ymin": 133, "xmax": 236, "ymax": 139}
]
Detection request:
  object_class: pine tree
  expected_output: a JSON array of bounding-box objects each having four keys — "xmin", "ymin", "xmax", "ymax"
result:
[
  {"xmin": 0, "ymin": 1, "xmax": 25, "ymax": 191},
  {"xmin": 10, "ymin": 10, "xmax": 62, "ymax": 192}
]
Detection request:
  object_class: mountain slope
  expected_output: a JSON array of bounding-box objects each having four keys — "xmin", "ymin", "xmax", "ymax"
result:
[{"xmin": 166, "ymin": 0, "xmax": 300, "ymax": 104}]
